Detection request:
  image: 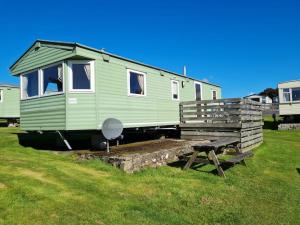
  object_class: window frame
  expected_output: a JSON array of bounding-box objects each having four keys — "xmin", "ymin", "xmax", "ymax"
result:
[
  {"xmin": 171, "ymin": 80, "xmax": 180, "ymax": 101},
  {"xmin": 20, "ymin": 69, "xmax": 40, "ymax": 100},
  {"xmin": 40, "ymin": 61, "xmax": 65, "ymax": 97},
  {"xmin": 194, "ymin": 81, "xmax": 203, "ymax": 101},
  {"xmin": 68, "ymin": 60, "xmax": 95, "ymax": 93},
  {"xmin": 127, "ymin": 69, "xmax": 147, "ymax": 97},
  {"xmin": 291, "ymin": 87, "xmax": 300, "ymax": 102},
  {"xmin": 281, "ymin": 87, "xmax": 300, "ymax": 103},
  {"xmin": 20, "ymin": 61, "xmax": 65, "ymax": 100},
  {"xmin": 0, "ymin": 89, "xmax": 3, "ymax": 103},
  {"xmin": 211, "ymin": 90, "xmax": 217, "ymax": 100}
]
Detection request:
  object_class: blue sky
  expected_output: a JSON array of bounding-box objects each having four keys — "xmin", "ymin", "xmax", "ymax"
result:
[{"xmin": 1, "ymin": 0, "xmax": 299, "ymax": 97}]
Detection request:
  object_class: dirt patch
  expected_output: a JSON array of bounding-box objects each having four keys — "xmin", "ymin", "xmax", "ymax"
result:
[{"xmin": 78, "ymin": 139, "xmax": 192, "ymax": 158}]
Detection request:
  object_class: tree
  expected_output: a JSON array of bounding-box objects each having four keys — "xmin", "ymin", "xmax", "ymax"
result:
[{"xmin": 259, "ymin": 88, "xmax": 278, "ymax": 99}]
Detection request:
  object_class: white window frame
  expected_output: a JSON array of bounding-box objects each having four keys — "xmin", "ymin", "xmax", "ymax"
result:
[
  {"xmin": 68, "ymin": 60, "xmax": 95, "ymax": 93},
  {"xmin": 0, "ymin": 89, "xmax": 3, "ymax": 103},
  {"xmin": 211, "ymin": 90, "xmax": 217, "ymax": 100},
  {"xmin": 20, "ymin": 69, "xmax": 40, "ymax": 100},
  {"xmin": 194, "ymin": 81, "xmax": 203, "ymax": 101},
  {"xmin": 127, "ymin": 69, "xmax": 147, "ymax": 97},
  {"xmin": 40, "ymin": 61, "xmax": 65, "ymax": 97},
  {"xmin": 281, "ymin": 87, "xmax": 300, "ymax": 103},
  {"xmin": 171, "ymin": 80, "xmax": 180, "ymax": 101}
]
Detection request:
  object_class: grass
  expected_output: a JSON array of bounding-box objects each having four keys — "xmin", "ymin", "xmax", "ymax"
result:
[{"xmin": 0, "ymin": 126, "xmax": 299, "ymax": 225}]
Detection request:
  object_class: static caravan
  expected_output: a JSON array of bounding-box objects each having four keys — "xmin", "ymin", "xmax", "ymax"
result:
[
  {"xmin": 10, "ymin": 40, "xmax": 220, "ymax": 144},
  {"xmin": 278, "ymin": 80, "xmax": 300, "ymax": 122},
  {"xmin": 245, "ymin": 94, "xmax": 272, "ymax": 104},
  {"xmin": 0, "ymin": 85, "xmax": 20, "ymax": 125}
]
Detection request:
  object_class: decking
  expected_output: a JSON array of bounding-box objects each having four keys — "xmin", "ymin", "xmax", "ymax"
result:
[{"xmin": 179, "ymin": 98, "xmax": 263, "ymax": 151}]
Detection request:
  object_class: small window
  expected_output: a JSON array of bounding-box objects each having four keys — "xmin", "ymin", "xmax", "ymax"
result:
[
  {"xmin": 42, "ymin": 64, "xmax": 63, "ymax": 95},
  {"xmin": 292, "ymin": 88, "xmax": 300, "ymax": 101},
  {"xmin": 195, "ymin": 82, "xmax": 202, "ymax": 101},
  {"xmin": 171, "ymin": 80, "xmax": 179, "ymax": 100},
  {"xmin": 212, "ymin": 90, "xmax": 217, "ymax": 100},
  {"xmin": 127, "ymin": 69, "xmax": 146, "ymax": 96},
  {"xmin": 283, "ymin": 88, "xmax": 291, "ymax": 102},
  {"xmin": 0, "ymin": 90, "xmax": 3, "ymax": 102},
  {"xmin": 22, "ymin": 71, "xmax": 39, "ymax": 99},
  {"xmin": 69, "ymin": 61, "xmax": 94, "ymax": 91}
]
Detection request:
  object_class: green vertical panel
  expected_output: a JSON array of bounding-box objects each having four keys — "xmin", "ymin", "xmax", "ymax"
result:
[
  {"xmin": 20, "ymin": 94, "xmax": 66, "ymax": 131},
  {"xmin": 65, "ymin": 60, "xmax": 97, "ymax": 130},
  {"xmin": 95, "ymin": 57, "xmax": 221, "ymax": 129},
  {"xmin": 11, "ymin": 45, "xmax": 75, "ymax": 75},
  {"xmin": 0, "ymin": 87, "xmax": 20, "ymax": 118}
]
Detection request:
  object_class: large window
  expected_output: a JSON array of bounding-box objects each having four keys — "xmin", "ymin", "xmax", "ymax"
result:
[
  {"xmin": 195, "ymin": 82, "xmax": 202, "ymax": 101},
  {"xmin": 127, "ymin": 69, "xmax": 146, "ymax": 96},
  {"xmin": 171, "ymin": 80, "xmax": 179, "ymax": 100},
  {"xmin": 22, "ymin": 71, "xmax": 39, "ymax": 99},
  {"xmin": 292, "ymin": 88, "xmax": 300, "ymax": 101},
  {"xmin": 282, "ymin": 87, "xmax": 300, "ymax": 102},
  {"xmin": 42, "ymin": 64, "xmax": 63, "ymax": 95},
  {"xmin": 69, "ymin": 61, "xmax": 94, "ymax": 92}
]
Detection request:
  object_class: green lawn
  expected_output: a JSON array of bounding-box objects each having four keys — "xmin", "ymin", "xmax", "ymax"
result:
[{"xmin": 0, "ymin": 127, "xmax": 299, "ymax": 225}]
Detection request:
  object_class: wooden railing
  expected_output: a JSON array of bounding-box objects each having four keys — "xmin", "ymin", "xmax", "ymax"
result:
[{"xmin": 179, "ymin": 98, "xmax": 263, "ymax": 151}]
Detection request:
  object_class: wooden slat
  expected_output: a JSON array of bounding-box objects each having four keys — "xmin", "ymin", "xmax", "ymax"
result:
[
  {"xmin": 181, "ymin": 131, "xmax": 240, "ymax": 137},
  {"xmin": 180, "ymin": 123, "xmax": 242, "ymax": 128},
  {"xmin": 180, "ymin": 98, "xmax": 241, "ymax": 105}
]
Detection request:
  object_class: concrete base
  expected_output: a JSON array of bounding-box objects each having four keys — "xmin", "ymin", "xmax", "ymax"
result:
[
  {"xmin": 77, "ymin": 139, "xmax": 202, "ymax": 173},
  {"xmin": 278, "ymin": 123, "xmax": 300, "ymax": 130}
]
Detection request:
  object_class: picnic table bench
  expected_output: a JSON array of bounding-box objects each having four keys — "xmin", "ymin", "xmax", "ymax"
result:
[{"xmin": 183, "ymin": 138, "xmax": 253, "ymax": 177}]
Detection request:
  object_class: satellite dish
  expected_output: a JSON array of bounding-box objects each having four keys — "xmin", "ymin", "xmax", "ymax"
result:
[{"xmin": 101, "ymin": 118, "xmax": 123, "ymax": 140}]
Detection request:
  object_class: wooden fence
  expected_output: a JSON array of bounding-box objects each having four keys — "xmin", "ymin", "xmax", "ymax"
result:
[{"xmin": 179, "ymin": 98, "xmax": 263, "ymax": 151}]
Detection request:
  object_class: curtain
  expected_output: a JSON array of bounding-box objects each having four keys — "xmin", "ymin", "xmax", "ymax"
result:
[
  {"xmin": 172, "ymin": 82, "xmax": 178, "ymax": 95},
  {"xmin": 58, "ymin": 65, "xmax": 63, "ymax": 82},
  {"xmin": 22, "ymin": 75, "xmax": 28, "ymax": 98},
  {"xmin": 57, "ymin": 65, "xmax": 63, "ymax": 92},
  {"xmin": 84, "ymin": 64, "xmax": 91, "ymax": 81},
  {"xmin": 137, "ymin": 74, "xmax": 144, "ymax": 94}
]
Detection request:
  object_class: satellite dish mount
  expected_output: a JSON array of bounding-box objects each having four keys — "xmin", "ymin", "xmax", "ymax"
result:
[{"xmin": 101, "ymin": 118, "xmax": 123, "ymax": 153}]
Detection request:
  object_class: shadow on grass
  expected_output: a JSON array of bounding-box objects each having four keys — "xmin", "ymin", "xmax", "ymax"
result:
[
  {"xmin": 263, "ymin": 120, "xmax": 280, "ymax": 130},
  {"xmin": 168, "ymin": 160, "xmax": 236, "ymax": 176},
  {"xmin": 0, "ymin": 122, "xmax": 7, "ymax": 127},
  {"xmin": 15, "ymin": 132, "xmax": 90, "ymax": 151},
  {"xmin": 15, "ymin": 129, "xmax": 180, "ymax": 152}
]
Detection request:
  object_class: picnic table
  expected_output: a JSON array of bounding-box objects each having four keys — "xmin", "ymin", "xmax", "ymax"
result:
[{"xmin": 183, "ymin": 138, "xmax": 253, "ymax": 177}]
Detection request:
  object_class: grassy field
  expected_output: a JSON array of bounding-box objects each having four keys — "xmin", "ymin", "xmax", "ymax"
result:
[{"xmin": 0, "ymin": 124, "xmax": 299, "ymax": 224}]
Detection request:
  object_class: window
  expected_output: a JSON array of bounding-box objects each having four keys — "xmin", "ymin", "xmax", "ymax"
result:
[
  {"xmin": 283, "ymin": 88, "xmax": 291, "ymax": 102},
  {"xmin": 42, "ymin": 64, "xmax": 63, "ymax": 95},
  {"xmin": 127, "ymin": 69, "xmax": 146, "ymax": 96},
  {"xmin": 69, "ymin": 61, "xmax": 94, "ymax": 92},
  {"xmin": 171, "ymin": 80, "xmax": 179, "ymax": 100},
  {"xmin": 195, "ymin": 82, "xmax": 202, "ymax": 101},
  {"xmin": 0, "ymin": 90, "xmax": 3, "ymax": 102},
  {"xmin": 212, "ymin": 90, "xmax": 217, "ymax": 100},
  {"xmin": 22, "ymin": 71, "xmax": 39, "ymax": 99},
  {"xmin": 292, "ymin": 88, "xmax": 300, "ymax": 101}
]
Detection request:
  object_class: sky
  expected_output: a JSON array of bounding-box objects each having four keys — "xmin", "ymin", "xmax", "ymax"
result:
[{"xmin": 0, "ymin": 0, "xmax": 299, "ymax": 98}]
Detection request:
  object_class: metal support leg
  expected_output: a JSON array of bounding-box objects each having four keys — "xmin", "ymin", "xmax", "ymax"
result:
[
  {"xmin": 106, "ymin": 140, "xmax": 110, "ymax": 153},
  {"xmin": 56, "ymin": 131, "xmax": 72, "ymax": 150}
]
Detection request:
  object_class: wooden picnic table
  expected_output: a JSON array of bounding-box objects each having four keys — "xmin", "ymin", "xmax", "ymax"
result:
[{"xmin": 183, "ymin": 138, "xmax": 253, "ymax": 177}]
